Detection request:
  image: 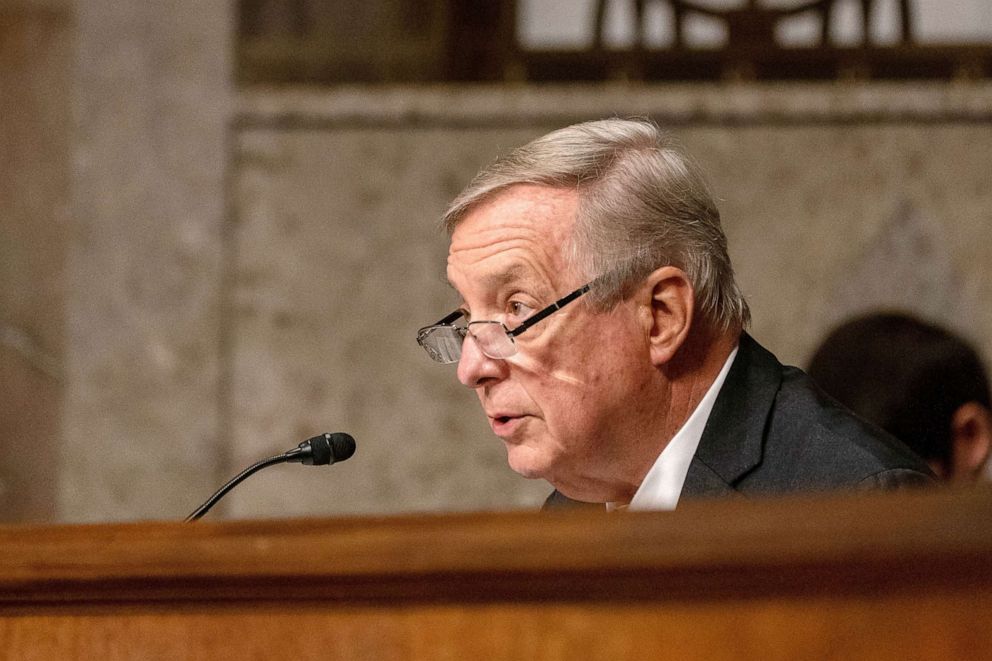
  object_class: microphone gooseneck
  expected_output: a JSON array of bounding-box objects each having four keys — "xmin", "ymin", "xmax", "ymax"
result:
[{"xmin": 185, "ymin": 432, "xmax": 357, "ymax": 522}]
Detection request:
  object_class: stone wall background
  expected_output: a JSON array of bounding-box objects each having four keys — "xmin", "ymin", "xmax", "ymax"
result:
[
  {"xmin": 58, "ymin": 1, "xmax": 233, "ymax": 522},
  {"xmin": 2, "ymin": 3, "xmax": 991, "ymax": 523}
]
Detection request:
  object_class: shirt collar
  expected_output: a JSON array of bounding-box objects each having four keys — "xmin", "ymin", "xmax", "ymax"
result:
[{"xmin": 620, "ymin": 346, "xmax": 739, "ymax": 512}]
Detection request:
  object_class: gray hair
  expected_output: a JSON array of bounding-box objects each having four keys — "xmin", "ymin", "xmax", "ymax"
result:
[{"xmin": 442, "ymin": 118, "xmax": 750, "ymax": 332}]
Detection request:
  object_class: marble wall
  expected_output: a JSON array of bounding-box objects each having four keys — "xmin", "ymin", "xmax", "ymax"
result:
[{"xmin": 59, "ymin": 1, "xmax": 233, "ymax": 521}]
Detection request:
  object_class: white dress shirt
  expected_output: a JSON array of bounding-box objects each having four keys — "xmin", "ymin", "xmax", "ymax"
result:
[{"xmin": 618, "ymin": 346, "xmax": 739, "ymax": 512}]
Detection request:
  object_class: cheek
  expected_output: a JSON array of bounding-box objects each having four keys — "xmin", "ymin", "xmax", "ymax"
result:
[
  {"xmin": 551, "ymin": 331, "xmax": 651, "ymax": 423},
  {"xmin": 556, "ymin": 317, "xmax": 645, "ymax": 386},
  {"xmin": 528, "ymin": 353, "xmax": 624, "ymax": 429},
  {"xmin": 514, "ymin": 309, "xmax": 646, "ymax": 424}
]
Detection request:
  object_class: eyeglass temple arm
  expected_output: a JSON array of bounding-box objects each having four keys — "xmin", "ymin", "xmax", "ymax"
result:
[
  {"xmin": 507, "ymin": 284, "xmax": 591, "ymax": 338},
  {"xmin": 432, "ymin": 310, "xmax": 463, "ymax": 326}
]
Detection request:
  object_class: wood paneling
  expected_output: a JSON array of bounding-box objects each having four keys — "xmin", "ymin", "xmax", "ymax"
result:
[{"xmin": 1, "ymin": 488, "xmax": 990, "ymax": 659}]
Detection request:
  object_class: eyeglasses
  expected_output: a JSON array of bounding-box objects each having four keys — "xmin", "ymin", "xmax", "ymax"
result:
[{"xmin": 416, "ymin": 283, "xmax": 592, "ymax": 364}]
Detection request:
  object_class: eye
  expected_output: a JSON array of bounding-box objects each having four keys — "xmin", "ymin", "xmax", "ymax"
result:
[{"xmin": 507, "ymin": 300, "xmax": 535, "ymax": 321}]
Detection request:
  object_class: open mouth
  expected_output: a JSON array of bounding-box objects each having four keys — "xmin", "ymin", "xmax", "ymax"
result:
[{"xmin": 489, "ymin": 414, "xmax": 524, "ymax": 435}]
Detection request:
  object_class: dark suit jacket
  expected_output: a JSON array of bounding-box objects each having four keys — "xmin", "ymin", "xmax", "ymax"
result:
[{"xmin": 545, "ymin": 333, "xmax": 934, "ymax": 509}]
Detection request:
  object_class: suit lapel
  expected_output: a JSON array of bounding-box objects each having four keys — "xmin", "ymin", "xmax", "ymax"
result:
[
  {"xmin": 682, "ymin": 460, "xmax": 738, "ymax": 498},
  {"xmin": 683, "ymin": 333, "xmax": 783, "ymax": 497}
]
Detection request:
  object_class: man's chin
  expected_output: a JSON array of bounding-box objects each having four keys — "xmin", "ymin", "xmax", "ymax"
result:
[{"xmin": 504, "ymin": 445, "xmax": 553, "ymax": 480}]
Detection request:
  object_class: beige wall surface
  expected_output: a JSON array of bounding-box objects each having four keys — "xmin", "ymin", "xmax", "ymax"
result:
[
  {"xmin": 217, "ymin": 84, "xmax": 992, "ymax": 520},
  {"xmin": 59, "ymin": 1, "xmax": 233, "ymax": 522}
]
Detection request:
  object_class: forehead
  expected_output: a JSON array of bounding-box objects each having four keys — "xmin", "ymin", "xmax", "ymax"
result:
[{"xmin": 446, "ymin": 184, "xmax": 577, "ymax": 293}]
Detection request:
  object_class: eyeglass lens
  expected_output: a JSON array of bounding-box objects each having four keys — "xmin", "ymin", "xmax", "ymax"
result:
[
  {"xmin": 467, "ymin": 322, "xmax": 515, "ymax": 360},
  {"xmin": 420, "ymin": 326, "xmax": 464, "ymax": 363}
]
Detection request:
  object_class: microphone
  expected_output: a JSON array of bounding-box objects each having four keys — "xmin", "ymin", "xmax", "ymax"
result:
[
  {"xmin": 185, "ymin": 432, "xmax": 356, "ymax": 522},
  {"xmin": 284, "ymin": 431, "xmax": 356, "ymax": 466}
]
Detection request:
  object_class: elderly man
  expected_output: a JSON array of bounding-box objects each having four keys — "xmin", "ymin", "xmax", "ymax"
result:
[{"xmin": 417, "ymin": 118, "xmax": 932, "ymax": 509}]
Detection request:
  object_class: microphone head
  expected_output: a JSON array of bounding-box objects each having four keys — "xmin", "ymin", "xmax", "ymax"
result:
[
  {"xmin": 327, "ymin": 432, "xmax": 356, "ymax": 463},
  {"xmin": 304, "ymin": 432, "xmax": 356, "ymax": 466}
]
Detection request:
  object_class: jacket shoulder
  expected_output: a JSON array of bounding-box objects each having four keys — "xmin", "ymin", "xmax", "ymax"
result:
[{"xmin": 742, "ymin": 364, "xmax": 935, "ymax": 493}]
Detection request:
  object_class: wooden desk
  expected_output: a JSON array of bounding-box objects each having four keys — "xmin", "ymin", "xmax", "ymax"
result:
[{"xmin": 2, "ymin": 488, "xmax": 991, "ymax": 659}]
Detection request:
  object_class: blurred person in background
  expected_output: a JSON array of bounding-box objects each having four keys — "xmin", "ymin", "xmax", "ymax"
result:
[{"xmin": 809, "ymin": 312, "xmax": 992, "ymax": 483}]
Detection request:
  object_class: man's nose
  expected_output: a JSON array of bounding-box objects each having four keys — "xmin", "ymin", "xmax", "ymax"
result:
[{"xmin": 456, "ymin": 333, "xmax": 506, "ymax": 388}]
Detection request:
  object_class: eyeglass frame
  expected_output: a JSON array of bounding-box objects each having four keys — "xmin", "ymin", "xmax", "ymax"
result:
[{"xmin": 416, "ymin": 282, "xmax": 593, "ymax": 364}]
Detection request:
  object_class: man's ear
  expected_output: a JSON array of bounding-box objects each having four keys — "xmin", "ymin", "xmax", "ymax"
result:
[
  {"xmin": 641, "ymin": 266, "xmax": 694, "ymax": 367},
  {"xmin": 949, "ymin": 402, "xmax": 992, "ymax": 482}
]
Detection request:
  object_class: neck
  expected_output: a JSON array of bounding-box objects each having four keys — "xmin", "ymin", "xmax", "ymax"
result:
[
  {"xmin": 659, "ymin": 327, "xmax": 739, "ymax": 441},
  {"xmin": 612, "ymin": 327, "xmax": 739, "ymax": 504}
]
